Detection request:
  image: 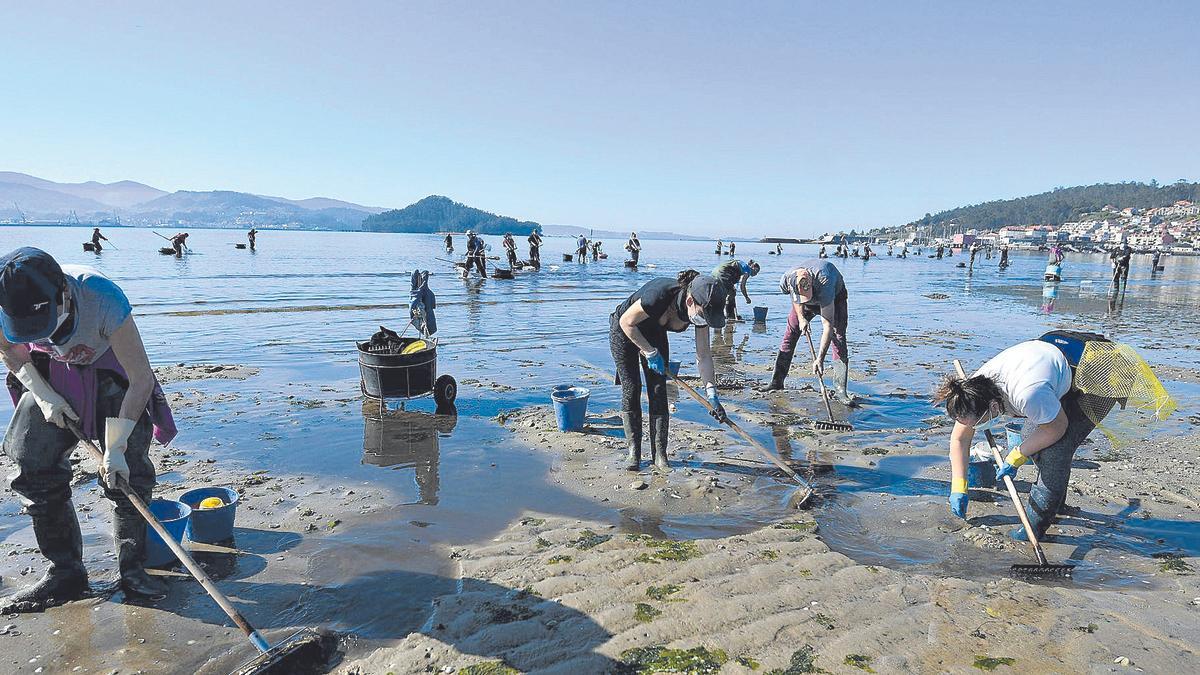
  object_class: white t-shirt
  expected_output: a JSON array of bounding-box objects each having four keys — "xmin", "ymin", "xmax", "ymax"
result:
[{"xmin": 974, "ymin": 340, "xmax": 1072, "ymax": 425}]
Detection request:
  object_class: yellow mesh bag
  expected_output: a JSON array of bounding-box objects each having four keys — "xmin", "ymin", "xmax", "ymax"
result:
[{"xmin": 1074, "ymin": 342, "xmax": 1176, "ymax": 447}]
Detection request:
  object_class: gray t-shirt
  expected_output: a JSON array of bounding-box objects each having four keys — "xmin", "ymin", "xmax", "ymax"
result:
[
  {"xmin": 780, "ymin": 259, "xmax": 844, "ymax": 307},
  {"xmin": 30, "ymin": 265, "xmax": 131, "ymax": 366}
]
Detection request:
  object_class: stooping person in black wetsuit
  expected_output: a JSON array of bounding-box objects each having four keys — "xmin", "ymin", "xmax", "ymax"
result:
[
  {"xmin": 527, "ymin": 231, "xmax": 542, "ymax": 268},
  {"xmin": 625, "ymin": 232, "xmax": 641, "ymax": 265},
  {"xmin": 444, "ymin": 233, "xmax": 454, "ymax": 253},
  {"xmin": 611, "ymin": 270, "xmax": 729, "ymax": 472},
  {"xmin": 465, "ymin": 230, "xmax": 486, "ymax": 278}
]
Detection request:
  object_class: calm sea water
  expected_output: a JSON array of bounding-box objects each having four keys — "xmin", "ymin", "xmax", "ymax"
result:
[{"xmin": 1, "ymin": 225, "xmax": 1197, "ymax": 606}]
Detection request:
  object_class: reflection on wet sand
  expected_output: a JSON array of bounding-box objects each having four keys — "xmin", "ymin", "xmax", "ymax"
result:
[{"xmin": 361, "ymin": 402, "xmax": 458, "ymax": 505}]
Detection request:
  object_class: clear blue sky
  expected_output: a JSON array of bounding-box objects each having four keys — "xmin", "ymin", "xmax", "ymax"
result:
[{"xmin": 3, "ymin": 1, "xmax": 1197, "ymax": 237}]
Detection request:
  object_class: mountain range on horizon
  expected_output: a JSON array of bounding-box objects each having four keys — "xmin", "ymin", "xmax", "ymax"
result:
[{"xmin": 0, "ymin": 171, "xmax": 387, "ymax": 230}]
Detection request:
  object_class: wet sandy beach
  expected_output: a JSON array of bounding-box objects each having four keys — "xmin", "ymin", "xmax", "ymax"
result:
[{"xmin": 0, "ymin": 227, "xmax": 1197, "ymax": 673}]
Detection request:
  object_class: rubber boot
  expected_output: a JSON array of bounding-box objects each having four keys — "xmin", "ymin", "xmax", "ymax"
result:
[
  {"xmin": 649, "ymin": 415, "xmax": 670, "ymax": 472},
  {"xmin": 114, "ymin": 504, "xmax": 169, "ymax": 598},
  {"xmin": 757, "ymin": 350, "xmax": 793, "ymax": 392},
  {"xmin": 1010, "ymin": 507, "xmax": 1050, "ymax": 542},
  {"xmin": 830, "ymin": 360, "xmax": 853, "ymax": 405},
  {"xmin": 2, "ymin": 501, "xmax": 88, "ymax": 613},
  {"xmin": 621, "ymin": 412, "xmax": 642, "ymax": 471}
]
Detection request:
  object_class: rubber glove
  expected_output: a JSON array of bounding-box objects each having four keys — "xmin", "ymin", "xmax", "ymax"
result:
[
  {"xmin": 14, "ymin": 363, "xmax": 79, "ymax": 429},
  {"xmin": 949, "ymin": 477, "xmax": 969, "ymax": 519},
  {"xmin": 643, "ymin": 349, "xmax": 666, "ymax": 376},
  {"xmin": 705, "ymin": 384, "xmax": 728, "ymax": 424},
  {"xmin": 995, "ymin": 447, "xmax": 1028, "ymax": 482},
  {"xmin": 101, "ymin": 417, "xmax": 136, "ymax": 490}
]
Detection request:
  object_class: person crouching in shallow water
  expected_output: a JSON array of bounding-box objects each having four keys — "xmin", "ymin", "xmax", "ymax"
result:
[
  {"xmin": 610, "ymin": 270, "xmax": 729, "ymax": 472},
  {"xmin": 934, "ymin": 338, "xmax": 1116, "ymax": 541},
  {"xmin": 0, "ymin": 247, "xmax": 176, "ymax": 612}
]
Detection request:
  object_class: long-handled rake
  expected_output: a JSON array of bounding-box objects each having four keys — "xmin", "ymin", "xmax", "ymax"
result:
[
  {"xmin": 65, "ymin": 420, "xmax": 337, "ymax": 673},
  {"xmin": 952, "ymin": 360, "xmax": 1074, "ymax": 578},
  {"xmin": 669, "ymin": 372, "xmax": 815, "ymax": 508},
  {"xmin": 805, "ymin": 331, "xmax": 853, "ymax": 432}
]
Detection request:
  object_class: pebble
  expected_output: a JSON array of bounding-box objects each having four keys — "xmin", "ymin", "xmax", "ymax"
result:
[
  {"xmin": 630, "ymin": 480, "xmax": 648, "ymax": 490},
  {"xmin": 1114, "ymin": 656, "xmax": 1131, "ymax": 666}
]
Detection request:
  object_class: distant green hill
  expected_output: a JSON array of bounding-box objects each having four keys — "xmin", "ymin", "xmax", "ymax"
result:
[
  {"xmin": 907, "ymin": 180, "xmax": 1200, "ymax": 230},
  {"xmin": 362, "ymin": 195, "xmax": 541, "ymax": 235}
]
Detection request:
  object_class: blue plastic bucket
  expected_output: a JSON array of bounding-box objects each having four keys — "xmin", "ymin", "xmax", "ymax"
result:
[
  {"xmin": 179, "ymin": 487, "xmax": 240, "ymax": 544},
  {"xmin": 968, "ymin": 459, "xmax": 997, "ymax": 489},
  {"xmin": 668, "ymin": 360, "xmax": 681, "ymax": 377},
  {"xmin": 145, "ymin": 499, "xmax": 191, "ymax": 568},
  {"xmin": 552, "ymin": 384, "xmax": 574, "ymax": 394},
  {"xmin": 551, "ymin": 386, "xmax": 590, "ymax": 432},
  {"xmin": 1005, "ymin": 422, "xmax": 1023, "ymax": 451},
  {"xmin": 753, "ymin": 306, "xmax": 768, "ymax": 323}
]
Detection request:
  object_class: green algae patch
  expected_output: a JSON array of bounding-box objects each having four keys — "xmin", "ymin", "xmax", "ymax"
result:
[
  {"xmin": 627, "ymin": 534, "xmax": 702, "ymax": 562},
  {"xmin": 766, "ymin": 645, "xmax": 825, "ymax": 674},
  {"xmin": 520, "ymin": 517, "xmax": 546, "ymax": 527},
  {"xmin": 646, "ymin": 584, "xmax": 683, "ymax": 601},
  {"xmin": 634, "ymin": 602, "xmax": 662, "ymax": 622},
  {"xmin": 547, "ymin": 554, "xmax": 572, "ymax": 564},
  {"xmin": 738, "ymin": 655, "xmax": 761, "ymax": 670},
  {"xmin": 458, "ymin": 662, "xmax": 518, "ymax": 675},
  {"xmin": 972, "ymin": 656, "xmax": 1016, "ymax": 671},
  {"xmin": 571, "ymin": 529, "xmax": 613, "ymax": 550},
  {"xmin": 1155, "ymin": 553, "xmax": 1192, "ymax": 573},
  {"xmin": 535, "ymin": 537, "xmax": 552, "ymax": 550},
  {"xmin": 844, "ymin": 654, "xmax": 874, "ymax": 672},
  {"xmin": 759, "ymin": 549, "xmax": 780, "ymax": 560},
  {"xmin": 620, "ymin": 646, "xmax": 728, "ymax": 674},
  {"xmin": 812, "ymin": 613, "xmax": 835, "ymax": 630},
  {"xmin": 772, "ymin": 521, "xmax": 817, "ymax": 532}
]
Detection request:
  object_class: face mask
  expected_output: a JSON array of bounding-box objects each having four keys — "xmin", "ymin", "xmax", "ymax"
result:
[
  {"xmin": 48, "ymin": 294, "xmax": 77, "ymax": 345},
  {"xmin": 690, "ymin": 312, "xmax": 708, "ymax": 327},
  {"xmin": 971, "ymin": 405, "xmax": 1003, "ymax": 433}
]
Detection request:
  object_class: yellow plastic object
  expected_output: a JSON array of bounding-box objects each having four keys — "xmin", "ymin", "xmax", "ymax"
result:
[
  {"xmin": 1074, "ymin": 342, "xmax": 1176, "ymax": 447},
  {"xmin": 198, "ymin": 497, "xmax": 225, "ymax": 510},
  {"xmin": 400, "ymin": 340, "xmax": 429, "ymax": 355}
]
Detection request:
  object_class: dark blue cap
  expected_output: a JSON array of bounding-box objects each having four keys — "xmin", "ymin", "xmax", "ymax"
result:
[{"xmin": 0, "ymin": 247, "xmax": 65, "ymax": 343}]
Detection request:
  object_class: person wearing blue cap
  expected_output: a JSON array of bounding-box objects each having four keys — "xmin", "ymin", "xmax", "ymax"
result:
[
  {"xmin": 610, "ymin": 269, "xmax": 729, "ymax": 471},
  {"xmin": 0, "ymin": 247, "xmax": 176, "ymax": 612}
]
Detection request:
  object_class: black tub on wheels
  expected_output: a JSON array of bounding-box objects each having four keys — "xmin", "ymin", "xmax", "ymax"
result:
[{"xmin": 358, "ymin": 337, "xmax": 457, "ymax": 409}]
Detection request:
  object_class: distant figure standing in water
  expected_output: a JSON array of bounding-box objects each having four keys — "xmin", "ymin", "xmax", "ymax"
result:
[
  {"xmin": 713, "ymin": 258, "xmax": 760, "ymax": 322},
  {"xmin": 90, "ymin": 228, "xmax": 108, "ymax": 253},
  {"xmin": 625, "ymin": 232, "xmax": 641, "ymax": 265},
  {"xmin": 502, "ymin": 233, "xmax": 518, "ymax": 268},
  {"xmin": 999, "ymin": 244, "xmax": 1010, "ymax": 267},
  {"xmin": 728, "ymin": 241, "xmax": 736, "ymax": 257},
  {"xmin": 591, "ymin": 240, "xmax": 603, "ymax": 261},
  {"xmin": 1151, "ymin": 249, "xmax": 1162, "ymax": 272},
  {"xmin": 1110, "ymin": 240, "xmax": 1132, "ymax": 287},
  {"xmin": 715, "ymin": 239, "xmax": 723, "ymax": 255},
  {"xmin": 936, "ymin": 244, "xmax": 944, "ymax": 259},
  {"xmin": 465, "ymin": 230, "xmax": 486, "ymax": 278},
  {"xmin": 576, "ymin": 235, "xmax": 588, "ymax": 262},
  {"xmin": 1049, "ymin": 243, "xmax": 1065, "ymax": 265},
  {"xmin": 247, "ymin": 228, "xmax": 257, "ymax": 251},
  {"xmin": 819, "ymin": 244, "xmax": 827, "ymax": 258},
  {"xmin": 862, "ymin": 243, "xmax": 872, "ymax": 260},
  {"xmin": 527, "ymin": 230, "xmax": 542, "ymax": 267},
  {"xmin": 776, "ymin": 243, "xmax": 783, "ymax": 255},
  {"xmin": 169, "ymin": 233, "xmax": 189, "ymax": 257},
  {"xmin": 444, "ymin": 233, "xmax": 454, "ymax": 253}
]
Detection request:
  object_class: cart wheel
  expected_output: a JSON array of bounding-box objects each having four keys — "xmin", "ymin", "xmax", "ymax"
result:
[{"xmin": 434, "ymin": 375, "xmax": 457, "ymax": 407}]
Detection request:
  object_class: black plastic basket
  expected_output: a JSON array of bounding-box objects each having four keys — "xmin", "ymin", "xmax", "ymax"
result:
[{"xmin": 358, "ymin": 338, "xmax": 438, "ymax": 399}]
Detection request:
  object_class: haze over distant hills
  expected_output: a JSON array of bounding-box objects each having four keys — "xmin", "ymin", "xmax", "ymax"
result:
[{"xmin": 0, "ymin": 172, "xmax": 385, "ymax": 230}]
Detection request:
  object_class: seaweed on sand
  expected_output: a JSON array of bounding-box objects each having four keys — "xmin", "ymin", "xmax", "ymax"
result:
[{"xmin": 620, "ymin": 646, "xmax": 728, "ymax": 674}]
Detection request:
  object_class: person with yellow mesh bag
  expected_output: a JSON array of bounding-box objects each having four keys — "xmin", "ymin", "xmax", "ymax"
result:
[{"xmin": 934, "ymin": 330, "xmax": 1174, "ymax": 542}]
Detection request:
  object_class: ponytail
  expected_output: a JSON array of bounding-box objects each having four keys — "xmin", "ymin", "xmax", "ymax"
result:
[
  {"xmin": 677, "ymin": 269, "xmax": 700, "ymax": 287},
  {"xmin": 933, "ymin": 374, "xmax": 1004, "ymax": 421}
]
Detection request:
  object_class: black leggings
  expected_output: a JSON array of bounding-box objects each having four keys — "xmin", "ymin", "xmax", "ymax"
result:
[{"xmin": 610, "ymin": 316, "xmax": 670, "ymax": 422}]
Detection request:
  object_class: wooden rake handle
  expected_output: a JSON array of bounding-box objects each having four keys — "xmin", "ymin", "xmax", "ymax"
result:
[
  {"xmin": 668, "ymin": 371, "xmax": 814, "ymax": 498},
  {"xmin": 805, "ymin": 330, "xmax": 838, "ymax": 424},
  {"xmin": 66, "ymin": 420, "xmax": 273, "ymax": 653}
]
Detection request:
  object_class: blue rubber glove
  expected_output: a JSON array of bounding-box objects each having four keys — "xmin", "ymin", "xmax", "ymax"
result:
[
  {"xmin": 644, "ymin": 349, "xmax": 666, "ymax": 376},
  {"xmin": 705, "ymin": 384, "xmax": 728, "ymax": 424},
  {"xmin": 949, "ymin": 477, "xmax": 969, "ymax": 519},
  {"xmin": 995, "ymin": 447, "xmax": 1028, "ymax": 483}
]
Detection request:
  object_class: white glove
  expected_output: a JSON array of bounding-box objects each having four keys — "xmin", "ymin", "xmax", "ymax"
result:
[
  {"xmin": 102, "ymin": 417, "xmax": 136, "ymax": 490},
  {"xmin": 14, "ymin": 363, "xmax": 79, "ymax": 429}
]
